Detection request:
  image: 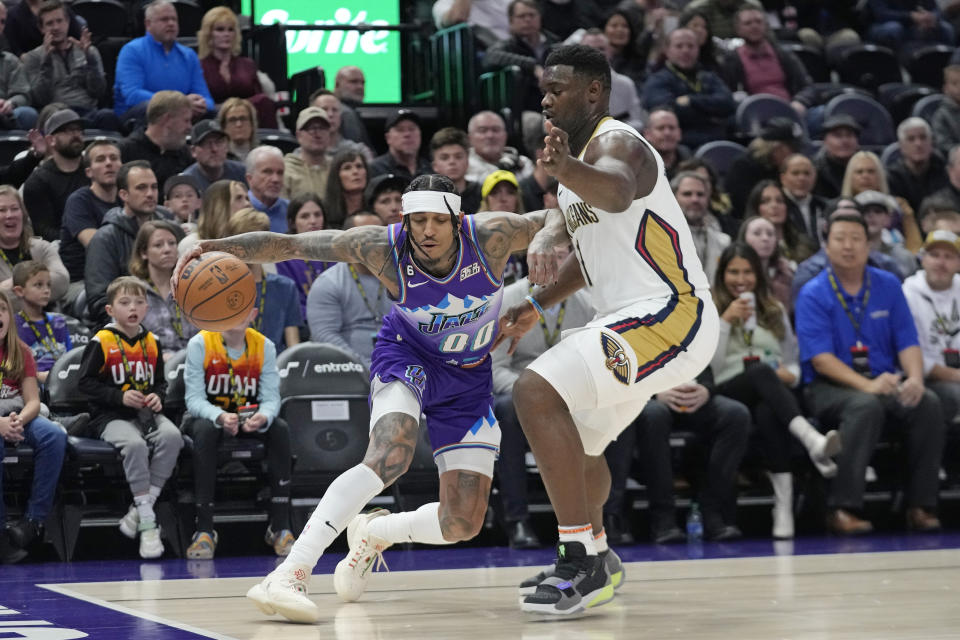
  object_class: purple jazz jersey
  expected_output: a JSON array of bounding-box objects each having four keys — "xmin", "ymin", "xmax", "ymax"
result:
[{"xmin": 371, "ymin": 214, "xmax": 504, "ymax": 455}]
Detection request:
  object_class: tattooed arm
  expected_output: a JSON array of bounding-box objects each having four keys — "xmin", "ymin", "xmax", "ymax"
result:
[{"xmin": 472, "ymin": 208, "xmax": 570, "ymax": 285}]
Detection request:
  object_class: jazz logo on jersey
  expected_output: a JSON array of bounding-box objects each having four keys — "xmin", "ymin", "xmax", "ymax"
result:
[
  {"xmin": 460, "ymin": 262, "xmax": 480, "ymax": 281},
  {"xmin": 600, "ymin": 333, "xmax": 630, "ymax": 385}
]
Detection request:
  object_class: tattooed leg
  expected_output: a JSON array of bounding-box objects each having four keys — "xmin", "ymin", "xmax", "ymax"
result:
[
  {"xmin": 362, "ymin": 412, "xmax": 419, "ymax": 486},
  {"xmin": 437, "ymin": 470, "xmax": 492, "ymax": 542}
]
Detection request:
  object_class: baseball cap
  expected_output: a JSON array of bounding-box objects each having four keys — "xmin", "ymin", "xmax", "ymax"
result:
[
  {"xmin": 760, "ymin": 117, "xmax": 804, "ymax": 145},
  {"xmin": 364, "ymin": 173, "xmax": 409, "ymax": 209},
  {"xmin": 296, "ymin": 106, "xmax": 331, "ymax": 131},
  {"xmin": 44, "ymin": 108, "xmax": 83, "ymax": 136},
  {"xmin": 163, "ymin": 174, "xmax": 201, "ymax": 199},
  {"xmin": 923, "ymin": 229, "xmax": 960, "ymax": 252},
  {"xmin": 854, "ymin": 190, "xmax": 896, "ymax": 212},
  {"xmin": 384, "ymin": 109, "xmax": 421, "ymax": 132},
  {"xmin": 481, "ymin": 170, "xmax": 520, "ymax": 199},
  {"xmin": 190, "ymin": 119, "xmax": 226, "ymax": 145},
  {"xmin": 822, "ymin": 114, "xmax": 862, "ymax": 135}
]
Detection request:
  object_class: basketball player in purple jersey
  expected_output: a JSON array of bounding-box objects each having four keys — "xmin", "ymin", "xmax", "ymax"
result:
[{"xmin": 174, "ymin": 174, "xmax": 567, "ymax": 623}]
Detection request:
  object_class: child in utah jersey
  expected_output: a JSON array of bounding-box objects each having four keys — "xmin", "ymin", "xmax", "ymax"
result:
[{"xmin": 175, "ymin": 174, "xmax": 566, "ymax": 624}]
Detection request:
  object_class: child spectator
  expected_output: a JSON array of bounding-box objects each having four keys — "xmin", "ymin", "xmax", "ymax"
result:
[
  {"xmin": 12, "ymin": 261, "xmax": 70, "ymax": 383},
  {"xmin": 78, "ymin": 276, "xmax": 182, "ymax": 559},
  {"xmin": 182, "ymin": 307, "xmax": 292, "ymax": 559}
]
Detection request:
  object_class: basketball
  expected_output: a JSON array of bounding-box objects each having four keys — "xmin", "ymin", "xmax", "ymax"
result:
[{"xmin": 175, "ymin": 252, "xmax": 256, "ymax": 332}]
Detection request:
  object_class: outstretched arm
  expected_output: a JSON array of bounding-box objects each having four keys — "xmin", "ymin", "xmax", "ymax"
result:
[{"xmin": 472, "ymin": 208, "xmax": 568, "ymax": 278}]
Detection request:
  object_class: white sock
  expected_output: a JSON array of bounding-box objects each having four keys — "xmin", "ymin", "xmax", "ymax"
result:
[
  {"xmin": 367, "ymin": 502, "xmax": 453, "ymax": 546},
  {"xmin": 148, "ymin": 485, "xmax": 162, "ymax": 503},
  {"xmin": 282, "ymin": 464, "xmax": 384, "ymax": 569},
  {"xmin": 788, "ymin": 416, "xmax": 824, "ymax": 453},
  {"xmin": 593, "ymin": 528, "xmax": 609, "ymax": 553},
  {"xmin": 558, "ymin": 524, "xmax": 596, "ymax": 555},
  {"xmin": 134, "ymin": 494, "xmax": 155, "ymax": 522}
]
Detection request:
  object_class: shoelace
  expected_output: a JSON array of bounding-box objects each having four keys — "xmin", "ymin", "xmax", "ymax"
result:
[{"xmin": 349, "ymin": 537, "xmax": 390, "ymax": 575}]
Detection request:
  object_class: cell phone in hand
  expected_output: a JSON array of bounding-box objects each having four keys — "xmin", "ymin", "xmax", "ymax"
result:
[{"xmin": 238, "ymin": 403, "xmax": 259, "ymax": 427}]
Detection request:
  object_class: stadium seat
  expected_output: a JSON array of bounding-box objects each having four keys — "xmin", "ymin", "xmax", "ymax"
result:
[
  {"xmin": 246, "ymin": 24, "xmax": 288, "ymax": 94},
  {"xmin": 906, "ymin": 44, "xmax": 954, "ymax": 89},
  {"xmin": 912, "ymin": 93, "xmax": 945, "ymax": 123},
  {"xmin": 277, "ymin": 342, "xmax": 371, "ymax": 485},
  {"xmin": 734, "ymin": 93, "xmax": 805, "ymax": 138},
  {"xmin": 694, "ymin": 140, "xmax": 746, "ymax": 185},
  {"xmin": 47, "ymin": 347, "xmax": 88, "ymax": 416},
  {"xmin": 431, "ymin": 23, "xmax": 480, "ymax": 128},
  {"xmin": 837, "ymin": 44, "xmax": 903, "ymax": 92},
  {"xmin": 880, "ymin": 141, "xmax": 901, "ymax": 167},
  {"xmin": 171, "ymin": 0, "xmax": 203, "ymax": 37},
  {"xmin": 0, "ymin": 132, "xmax": 30, "ymax": 167},
  {"xmin": 70, "ymin": 0, "xmax": 129, "ymax": 39},
  {"xmin": 781, "ymin": 43, "xmax": 830, "ymax": 83},
  {"xmin": 162, "ymin": 349, "xmax": 188, "ymax": 425},
  {"xmin": 257, "ymin": 129, "xmax": 298, "ymax": 155},
  {"xmin": 824, "ymin": 94, "xmax": 896, "ymax": 146},
  {"xmin": 83, "ymin": 129, "xmax": 120, "ymax": 144},
  {"xmin": 479, "ymin": 65, "xmax": 524, "ymax": 146},
  {"xmin": 289, "ymin": 66, "xmax": 326, "ymax": 114},
  {"xmin": 878, "ymin": 84, "xmax": 935, "ymax": 125}
]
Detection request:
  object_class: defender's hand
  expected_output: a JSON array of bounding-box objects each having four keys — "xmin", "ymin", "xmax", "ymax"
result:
[
  {"xmin": 539, "ymin": 120, "xmax": 572, "ymax": 179},
  {"xmin": 492, "ymin": 301, "xmax": 541, "ymax": 355}
]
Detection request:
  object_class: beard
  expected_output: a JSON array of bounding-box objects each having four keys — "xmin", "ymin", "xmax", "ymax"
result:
[{"xmin": 56, "ymin": 139, "xmax": 84, "ymax": 159}]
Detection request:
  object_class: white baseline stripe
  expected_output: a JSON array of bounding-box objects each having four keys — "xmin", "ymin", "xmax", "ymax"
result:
[{"xmin": 37, "ymin": 583, "xmax": 238, "ymax": 640}]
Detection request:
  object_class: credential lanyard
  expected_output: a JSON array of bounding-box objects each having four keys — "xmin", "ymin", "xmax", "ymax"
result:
[{"xmin": 828, "ymin": 268, "xmax": 871, "ymax": 343}]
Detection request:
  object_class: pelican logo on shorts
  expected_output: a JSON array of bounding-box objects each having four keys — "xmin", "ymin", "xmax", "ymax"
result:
[{"xmin": 600, "ymin": 334, "xmax": 630, "ymax": 385}]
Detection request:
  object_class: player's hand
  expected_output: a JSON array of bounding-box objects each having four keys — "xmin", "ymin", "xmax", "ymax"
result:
[
  {"xmin": 143, "ymin": 393, "xmax": 163, "ymax": 412},
  {"xmin": 539, "ymin": 120, "xmax": 572, "ymax": 180},
  {"xmin": 172, "ymin": 243, "xmax": 206, "ymax": 298},
  {"xmin": 492, "ymin": 301, "xmax": 541, "ymax": 355},
  {"xmin": 122, "ymin": 390, "xmax": 146, "ymax": 408},
  {"xmin": 526, "ymin": 229, "xmax": 564, "ymax": 286},
  {"xmin": 897, "ymin": 376, "xmax": 924, "ymax": 408},
  {"xmin": 242, "ymin": 413, "xmax": 267, "ymax": 432},
  {"xmin": 217, "ymin": 412, "xmax": 240, "ymax": 436}
]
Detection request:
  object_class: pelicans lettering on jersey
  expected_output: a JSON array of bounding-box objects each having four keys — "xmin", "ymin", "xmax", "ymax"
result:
[
  {"xmin": 200, "ymin": 328, "xmax": 265, "ymax": 411},
  {"xmin": 94, "ymin": 328, "xmax": 159, "ymax": 390}
]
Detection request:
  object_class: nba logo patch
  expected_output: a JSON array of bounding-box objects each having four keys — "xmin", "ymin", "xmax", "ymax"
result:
[{"xmin": 600, "ymin": 334, "xmax": 630, "ymax": 385}]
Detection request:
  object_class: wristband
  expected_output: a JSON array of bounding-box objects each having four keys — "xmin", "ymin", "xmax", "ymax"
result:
[{"xmin": 525, "ymin": 295, "xmax": 544, "ymax": 317}]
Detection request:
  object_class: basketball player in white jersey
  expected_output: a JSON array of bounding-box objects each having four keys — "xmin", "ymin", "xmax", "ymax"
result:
[{"xmin": 495, "ymin": 44, "xmax": 720, "ymax": 615}]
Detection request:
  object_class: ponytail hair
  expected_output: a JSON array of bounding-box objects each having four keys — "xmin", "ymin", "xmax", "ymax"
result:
[{"xmin": 0, "ymin": 289, "xmax": 25, "ymax": 382}]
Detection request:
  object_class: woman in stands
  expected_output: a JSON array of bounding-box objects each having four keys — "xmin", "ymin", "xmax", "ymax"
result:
[
  {"xmin": 130, "ymin": 220, "xmax": 197, "ymax": 356},
  {"xmin": 744, "ymin": 180, "xmax": 815, "ymax": 265},
  {"xmin": 276, "ymin": 193, "xmax": 333, "ymax": 319},
  {"xmin": 179, "ymin": 179, "xmax": 250, "ymax": 256},
  {"xmin": 219, "ymin": 98, "xmax": 260, "ymax": 162},
  {"xmin": 711, "ymin": 243, "xmax": 840, "ymax": 539},
  {"xmin": 478, "ymin": 170, "xmax": 527, "ymax": 285},
  {"xmin": 199, "ymin": 7, "xmax": 278, "ymax": 128},
  {"xmin": 0, "ymin": 288, "xmax": 66, "ymax": 563},
  {"xmin": 603, "ymin": 9, "xmax": 648, "ymax": 89},
  {"xmin": 737, "ymin": 215, "xmax": 794, "ymax": 311},
  {"xmin": 0, "ymin": 186, "xmax": 68, "ymax": 303},
  {"xmin": 840, "ymin": 150, "xmax": 922, "ymax": 252},
  {"xmin": 324, "ymin": 149, "xmax": 369, "ymax": 229},
  {"xmin": 678, "ymin": 9, "xmax": 722, "ymax": 72}
]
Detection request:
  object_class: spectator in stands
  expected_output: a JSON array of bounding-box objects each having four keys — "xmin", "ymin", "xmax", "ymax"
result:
[
  {"xmin": 79, "ymin": 276, "xmax": 183, "ymax": 558},
  {"xmin": 324, "ymin": 149, "xmax": 368, "ymax": 229},
  {"xmin": 903, "ymin": 230, "xmax": 960, "ymax": 424},
  {"xmin": 432, "ymin": 0, "xmax": 512, "ymax": 42},
  {"xmin": 22, "ymin": 109, "xmax": 87, "ymax": 242},
  {"xmin": 781, "ymin": 153, "xmax": 827, "ymax": 248},
  {"xmin": 0, "ymin": 186, "xmax": 67, "ymax": 302},
  {"xmin": 465, "ymin": 110, "xmax": 534, "ymax": 183},
  {"xmin": 484, "ymin": 0, "xmax": 557, "ymax": 116},
  {"xmin": 369, "ymin": 109, "xmax": 431, "ymax": 181},
  {"xmin": 0, "ymin": 44, "xmax": 36, "ymax": 130},
  {"xmin": 276, "ymin": 193, "xmax": 332, "ymax": 319},
  {"xmin": 85, "ymin": 161, "xmax": 182, "ymax": 326},
  {"xmin": 855, "ymin": 190, "xmax": 919, "ymax": 278},
  {"xmin": 245, "ymin": 146, "xmax": 287, "ymax": 233},
  {"xmin": 59, "ymin": 139, "xmax": 121, "ymax": 311},
  {"xmin": 539, "ymin": 0, "xmax": 600, "ymax": 41},
  {"xmin": 889, "ymin": 118, "xmax": 947, "ymax": 214},
  {"xmin": 643, "ymin": 108, "xmax": 689, "ymax": 180},
  {"xmin": 685, "ymin": 0, "xmax": 763, "ymax": 39},
  {"xmin": 430, "ymin": 127, "xmax": 481, "ymax": 215},
  {"xmin": 738, "ymin": 215, "xmax": 795, "ymax": 310},
  {"xmin": 333, "ymin": 66, "xmax": 366, "ymax": 108},
  {"xmin": 119, "ymin": 91, "xmax": 194, "ymax": 189},
  {"xmin": 162, "ymin": 175, "xmax": 200, "ymax": 237},
  {"xmin": 198, "ymin": 7, "xmax": 277, "ymax": 129},
  {"xmin": 283, "ymin": 107, "xmax": 331, "ymax": 200},
  {"xmin": 224, "ymin": 209, "xmax": 301, "ymax": 350},
  {"xmin": 813, "ymin": 115, "xmax": 861, "ymax": 199},
  {"xmin": 918, "ymin": 201, "xmax": 960, "ymax": 234},
  {"xmin": 4, "ymin": 0, "xmax": 82, "ymax": 57},
  {"xmin": 178, "ymin": 179, "xmax": 249, "ymax": 256},
  {"xmin": 641, "ymin": 28, "xmax": 736, "ymax": 149},
  {"xmin": 310, "ymin": 90, "xmax": 373, "ymax": 161},
  {"xmin": 921, "ymin": 146, "xmax": 960, "ymax": 214},
  {"xmin": 676, "ymin": 156, "xmax": 737, "ymax": 234},
  {"xmin": 479, "ymin": 170, "xmax": 526, "ymax": 284},
  {"xmin": 490, "ymin": 248, "xmax": 593, "ymax": 548},
  {"xmin": 726, "ymin": 117, "xmax": 805, "ymax": 219},
  {"xmin": 22, "ymin": 0, "xmax": 118, "ymax": 131},
  {"xmin": 128, "ymin": 220, "xmax": 197, "ymax": 354},
  {"xmin": 0, "ymin": 288, "xmax": 66, "ymax": 563},
  {"xmin": 515, "ymin": 121, "xmax": 552, "ymax": 214},
  {"xmin": 842, "ymin": 150, "xmax": 923, "ymax": 253},
  {"xmin": 113, "ymin": 0, "xmax": 213, "ymax": 123},
  {"xmin": 866, "ymin": 0, "xmax": 955, "ymax": 49},
  {"xmin": 12, "ymin": 261, "xmax": 70, "ymax": 383},
  {"xmin": 745, "ymin": 180, "xmax": 816, "ymax": 264},
  {"xmin": 364, "ymin": 174, "xmax": 408, "ymax": 226},
  {"xmin": 182, "ymin": 306, "xmax": 292, "ymax": 559},
  {"xmin": 603, "ymin": 9, "xmax": 648, "ymax": 89},
  {"xmin": 678, "ymin": 9, "xmax": 723, "ymax": 73},
  {"xmin": 711, "ymin": 243, "xmax": 841, "ymax": 538},
  {"xmin": 182, "ymin": 119, "xmax": 246, "ymax": 194},
  {"xmin": 674, "ymin": 171, "xmax": 730, "ymax": 283},
  {"xmin": 218, "ymin": 97, "xmax": 258, "ymax": 162},
  {"xmin": 306, "ymin": 211, "xmax": 390, "ymax": 368},
  {"xmin": 635, "ymin": 368, "xmax": 750, "ymax": 541},
  {"xmin": 578, "ymin": 29, "xmax": 645, "ymax": 131},
  {"xmin": 932, "ymin": 64, "xmax": 960, "ymax": 159},
  {"xmin": 796, "ymin": 212, "xmax": 945, "ymax": 535}
]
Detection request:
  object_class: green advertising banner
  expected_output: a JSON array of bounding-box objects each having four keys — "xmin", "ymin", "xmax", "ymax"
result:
[{"xmin": 240, "ymin": 0, "xmax": 402, "ymax": 103}]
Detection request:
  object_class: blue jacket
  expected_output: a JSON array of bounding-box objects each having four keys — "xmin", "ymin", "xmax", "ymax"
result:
[
  {"xmin": 113, "ymin": 35, "xmax": 213, "ymax": 115},
  {"xmin": 641, "ymin": 65, "xmax": 735, "ymax": 125}
]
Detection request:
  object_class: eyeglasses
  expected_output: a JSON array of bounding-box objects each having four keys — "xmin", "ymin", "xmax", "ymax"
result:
[{"xmin": 226, "ymin": 116, "xmax": 250, "ymax": 125}]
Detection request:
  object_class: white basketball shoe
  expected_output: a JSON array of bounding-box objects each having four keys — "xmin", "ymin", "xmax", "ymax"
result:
[
  {"xmin": 333, "ymin": 509, "xmax": 392, "ymax": 602},
  {"xmin": 246, "ymin": 564, "xmax": 319, "ymax": 624}
]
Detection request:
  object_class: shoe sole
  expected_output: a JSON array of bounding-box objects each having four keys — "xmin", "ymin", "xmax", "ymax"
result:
[
  {"xmin": 823, "ymin": 430, "xmax": 842, "ymax": 458},
  {"xmin": 246, "ymin": 583, "xmax": 319, "ymax": 623},
  {"xmin": 333, "ymin": 509, "xmax": 391, "ymax": 603},
  {"xmin": 519, "ymin": 554, "xmax": 625, "ymax": 597},
  {"xmin": 119, "ymin": 520, "xmax": 137, "ymax": 539},
  {"xmin": 186, "ymin": 548, "xmax": 214, "ymax": 560},
  {"xmin": 520, "ymin": 583, "xmax": 616, "ymax": 616}
]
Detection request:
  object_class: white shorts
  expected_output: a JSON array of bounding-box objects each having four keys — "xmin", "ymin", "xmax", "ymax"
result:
[{"xmin": 527, "ymin": 293, "xmax": 719, "ymax": 456}]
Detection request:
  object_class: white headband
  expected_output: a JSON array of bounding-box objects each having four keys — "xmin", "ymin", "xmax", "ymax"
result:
[{"xmin": 401, "ymin": 191, "xmax": 461, "ymax": 216}]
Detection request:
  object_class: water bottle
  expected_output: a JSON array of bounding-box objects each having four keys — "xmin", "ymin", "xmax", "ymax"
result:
[
  {"xmin": 686, "ymin": 502, "xmax": 704, "ymax": 542},
  {"xmin": 740, "ymin": 291, "xmax": 757, "ymax": 331}
]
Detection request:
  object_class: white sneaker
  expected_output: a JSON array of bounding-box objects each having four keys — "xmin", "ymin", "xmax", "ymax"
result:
[
  {"xmin": 138, "ymin": 521, "xmax": 163, "ymax": 559},
  {"xmin": 810, "ymin": 430, "xmax": 842, "ymax": 478},
  {"xmin": 119, "ymin": 504, "xmax": 139, "ymax": 539},
  {"xmin": 333, "ymin": 509, "xmax": 392, "ymax": 602},
  {"xmin": 246, "ymin": 564, "xmax": 319, "ymax": 624}
]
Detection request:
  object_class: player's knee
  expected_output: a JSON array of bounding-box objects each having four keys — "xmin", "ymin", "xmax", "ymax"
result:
[
  {"xmin": 439, "ymin": 508, "xmax": 485, "ymax": 542},
  {"xmin": 363, "ymin": 412, "xmax": 419, "ymax": 486},
  {"xmin": 512, "ymin": 369, "xmax": 558, "ymax": 410}
]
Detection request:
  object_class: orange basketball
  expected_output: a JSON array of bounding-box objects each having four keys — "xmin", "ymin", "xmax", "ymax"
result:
[{"xmin": 175, "ymin": 252, "xmax": 256, "ymax": 332}]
